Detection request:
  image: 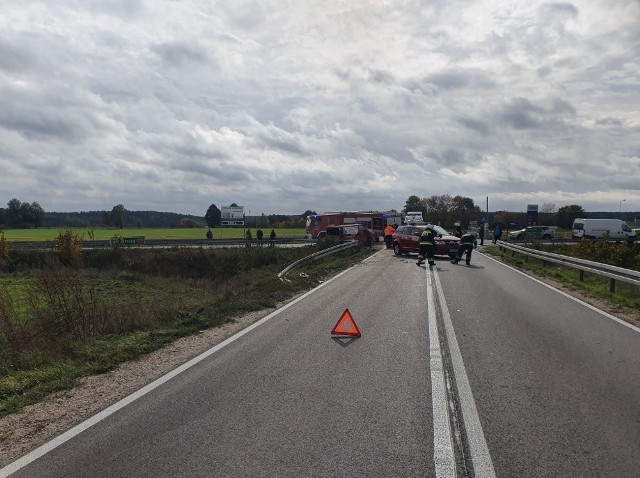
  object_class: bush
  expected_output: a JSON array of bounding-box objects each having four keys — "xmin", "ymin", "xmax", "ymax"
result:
[
  {"xmin": 558, "ymin": 237, "xmax": 640, "ymax": 270},
  {"xmin": 55, "ymin": 230, "xmax": 83, "ymax": 266},
  {"xmin": 0, "ymin": 232, "xmax": 8, "ymax": 259}
]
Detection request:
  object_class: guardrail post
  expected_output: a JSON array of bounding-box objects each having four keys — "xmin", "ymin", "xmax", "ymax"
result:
[
  {"xmin": 610, "ymin": 278, "xmax": 616, "ymax": 293},
  {"xmin": 579, "ymin": 270, "xmax": 584, "ymax": 281}
]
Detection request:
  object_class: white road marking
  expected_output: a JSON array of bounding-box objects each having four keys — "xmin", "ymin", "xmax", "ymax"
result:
[
  {"xmin": 0, "ymin": 265, "xmax": 357, "ymax": 478},
  {"xmin": 425, "ymin": 266, "xmax": 457, "ymax": 477},
  {"xmin": 433, "ymin": 267, "xmax": 497, "ymax": 478}
]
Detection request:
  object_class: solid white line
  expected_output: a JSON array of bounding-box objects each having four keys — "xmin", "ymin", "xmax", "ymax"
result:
[
  {"xmin": 432, "ymin": 268, "xmax": 497, "ymax": 478},
  {"xmin": 426, "ymin": 266, "xmax": 457, "ymax": 478},
  {"xmin": 481, "ymin": 252, "xmax": 640, "ymax": 334},
  {"xmin": 0, "ymin": 265, "xmax": 357, "ymax": 478}
]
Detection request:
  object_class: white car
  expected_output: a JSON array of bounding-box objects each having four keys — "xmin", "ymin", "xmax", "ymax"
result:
[{"xmin": 508, "ymin": 226, "xmax": 555, "ymax": 240}]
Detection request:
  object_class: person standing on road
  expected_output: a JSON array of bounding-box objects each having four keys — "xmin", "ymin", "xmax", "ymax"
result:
[
  {"xmin": 269, "ymin": 229, "xmax": 276, "ymax": 246},
  {"xmin": 384, "ymin": 224, "xmax": 395, "ymax": 249},
  {"xmin": 245, "ymin": 229, "xmax": 252, "ymax": 247},
  {"xmin": 416, "ymin": 225, "xmax": 436, "ymax": 267},
  {"xmin": 493, "ymin": 224, "xmax": 502, "ymax": 244},
  {"xmin": 479, "ymin": 222, "xmax": 485, "ymax": 246},
  {"xmin": 451, "ymin": 232, "xmax": 475, "ymax": 265},
  {"xmin": 256, "ymin": 228, "xmax": 264, "ymax": 246}
]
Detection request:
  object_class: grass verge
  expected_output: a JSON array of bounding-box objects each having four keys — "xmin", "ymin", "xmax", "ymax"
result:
[{"xmin": 0, "ymin": 245, "xmax": 373, "ymax": 417}]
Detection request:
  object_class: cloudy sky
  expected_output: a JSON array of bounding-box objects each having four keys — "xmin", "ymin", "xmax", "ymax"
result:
[{"xmin": 1, "ymin": 1, "xmax": 639, "ymax": 217}]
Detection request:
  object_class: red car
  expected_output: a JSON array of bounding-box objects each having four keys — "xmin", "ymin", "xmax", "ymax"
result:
[{"xmin": 391, "ymin": 225, "xmax": 460, "ymax": 258}]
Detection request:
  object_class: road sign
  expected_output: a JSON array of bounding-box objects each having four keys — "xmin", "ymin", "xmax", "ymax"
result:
[{"xmin": 331, "ymin": 309, "xmax": 361, "ymax": 337}]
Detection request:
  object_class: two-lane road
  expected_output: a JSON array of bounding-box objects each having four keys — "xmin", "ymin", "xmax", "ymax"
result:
[{"xmin": 3, "ymin": 248, "xmax": 639, "ymax": 477}]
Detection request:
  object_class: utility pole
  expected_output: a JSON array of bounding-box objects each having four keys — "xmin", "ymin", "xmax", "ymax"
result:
[{"xmin": 486, "ymin": 196, "xmax": 489, "ymax": 225}]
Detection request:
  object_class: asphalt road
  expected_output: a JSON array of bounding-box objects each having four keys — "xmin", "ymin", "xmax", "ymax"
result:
[{"xmin": 3, "ymin": 247, "xmax": 639, "ymax": 477}]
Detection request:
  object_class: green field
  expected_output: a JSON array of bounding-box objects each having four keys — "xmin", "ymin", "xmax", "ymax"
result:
[
  {"xmin": 0, "ymin": 245, "xmax": 372, "ymax": 416},
  {"xmin": 1, "ymin": 227, "xmax": 306, "ymax": 242}
]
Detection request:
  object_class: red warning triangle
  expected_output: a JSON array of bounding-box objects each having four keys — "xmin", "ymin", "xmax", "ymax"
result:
[{"xmin": 331, "ymin": 308, "xmax": 361, "ymax": 337}]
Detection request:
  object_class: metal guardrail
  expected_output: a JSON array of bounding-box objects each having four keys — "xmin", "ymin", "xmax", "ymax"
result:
[
  {"xmin": 278, "ymin": 241, "xmax": 361, "ymax": 281},
  {"xmin": 495, "ymin": 240, "xmax": 640, "ymax": 292}
]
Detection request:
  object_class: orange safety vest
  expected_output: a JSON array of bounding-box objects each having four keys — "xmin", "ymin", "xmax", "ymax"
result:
[{"xmin": 384, "ymin": 225, "xmax": 395, "ymax": 236}]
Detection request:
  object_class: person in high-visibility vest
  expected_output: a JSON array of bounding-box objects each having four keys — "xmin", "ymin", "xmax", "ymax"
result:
[
  {"xmin": 451, "ymin": 232, "xmax": 475, "ymax": 265},
  {"xmin": 416, "ymin": 225, "xmax": 436, "ymax": 267},
  {"xmin": 383, "ymin": 224, "xmax": 395, "ymax": 249}
]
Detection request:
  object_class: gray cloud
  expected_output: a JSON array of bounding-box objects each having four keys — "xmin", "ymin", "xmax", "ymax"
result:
[
  {"xmin": 0, "ymin": 0, "xmax": 638, "ymax": 215},
  {"xmin": 151, "ymin": 42, "xmax": 209, "ymax": 67}
]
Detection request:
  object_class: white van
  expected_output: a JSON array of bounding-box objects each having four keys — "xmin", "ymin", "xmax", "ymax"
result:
[
  {"xmin": 404, "ymin": 211, "xmax": 424, "ymax": 225},
  {"xmin": 572, "ymin": 218, "xmax": 637, "ymax": 242}
]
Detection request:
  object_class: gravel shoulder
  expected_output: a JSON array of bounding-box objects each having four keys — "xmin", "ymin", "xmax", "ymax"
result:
[{"xmin": 2, "ymin": 253, "xmax": 639, "ymax": 468}]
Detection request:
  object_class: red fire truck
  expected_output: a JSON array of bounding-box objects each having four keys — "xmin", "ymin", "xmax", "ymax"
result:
[{"xmin": 305, "ymin": 211, "xmax": 387, "ymax": 241}]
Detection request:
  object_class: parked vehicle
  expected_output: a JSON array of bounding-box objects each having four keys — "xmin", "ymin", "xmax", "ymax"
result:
[
  {"xmin": 508, "ymin": 226, "xmax": 555, "ymax": 241},
  {"xmin": 325, "ymin": 224, "xmax": 376, "ymax": 246},
  {"xmin": 403, "ymin": 211, "xmax": 424, "ymax": 225},
  {"xmin": 572, "ymin": 218, "xmax": 636, "ymax": 242},
  {"xmin": 391, "ymin": 225, "xmax": 460, "ymax": 258}
]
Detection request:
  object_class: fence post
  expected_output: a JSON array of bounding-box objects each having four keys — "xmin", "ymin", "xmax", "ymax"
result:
[
  {"xmin": 610, "ymin": 278, "xmax": 616, "ymax": 293},
  {"xmin": 579, "ymin": 270, "xmax": 584, "ymax": 281}
]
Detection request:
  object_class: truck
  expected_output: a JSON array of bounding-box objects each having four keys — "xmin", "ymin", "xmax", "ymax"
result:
[
  {"xmin": 571, "ymin": 218, "xmax": 637, "ymax": 242},
  {"xmin": 403, "ymin": 211, "xmax": 424, "ymax": 225},
  {"xmin": 305, "ymin": 211, "xmax": 387, "ymax": 241}
]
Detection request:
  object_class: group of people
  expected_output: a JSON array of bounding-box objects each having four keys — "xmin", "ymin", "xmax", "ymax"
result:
[
  {"xmin": 206, "ymin": 228, "xmax": 277, "ymax": 246},
  {"xmin": 245, "ymin": 228, "xmax": 277, "ymax": 246},
  {"xmin": 415, "ymin": 221, "xmax": 503, "ymax": 267}
]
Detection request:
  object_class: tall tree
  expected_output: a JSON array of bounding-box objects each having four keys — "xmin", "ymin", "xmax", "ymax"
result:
[
  {"xmin": 557, "ymin": 204, "xmax": 586, "ymax": 229},
  {"xmin": 205, "ymin": 204, "xmax": 221, "ymax": 228},
  {"xmin": 451, "ymin": 195, "xmax": 481, "ymax": 227},
  {"xmin": 110, "ymin": 204, "xmax": 126, "ymax": 229},
  {"xmin": 29, "ymin": 202, "xmax": 45, "ymax": 228},
  {"xmin": 403, "ymin": 195, "xmax": 422, "ymax": 214},
  {"xmin": 6, "ymin": 198, "xmax": 22, "ymax": 227},
  {"xmin": 423, "ymin": 195, "xmax": 453, "ymax": 226}
]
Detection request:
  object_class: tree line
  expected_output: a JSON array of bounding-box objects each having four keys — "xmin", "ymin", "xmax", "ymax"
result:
[
  {"xmin": 400, "ymin": 195, "xmax": 627, "ymax": 230},
  {"xmin": 0, "ymin": 199, "xmax": 311, "ymax": 229},
  {"xmin": 2, "ymin": 197, "xmax": 628, "ymax": 230}
]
